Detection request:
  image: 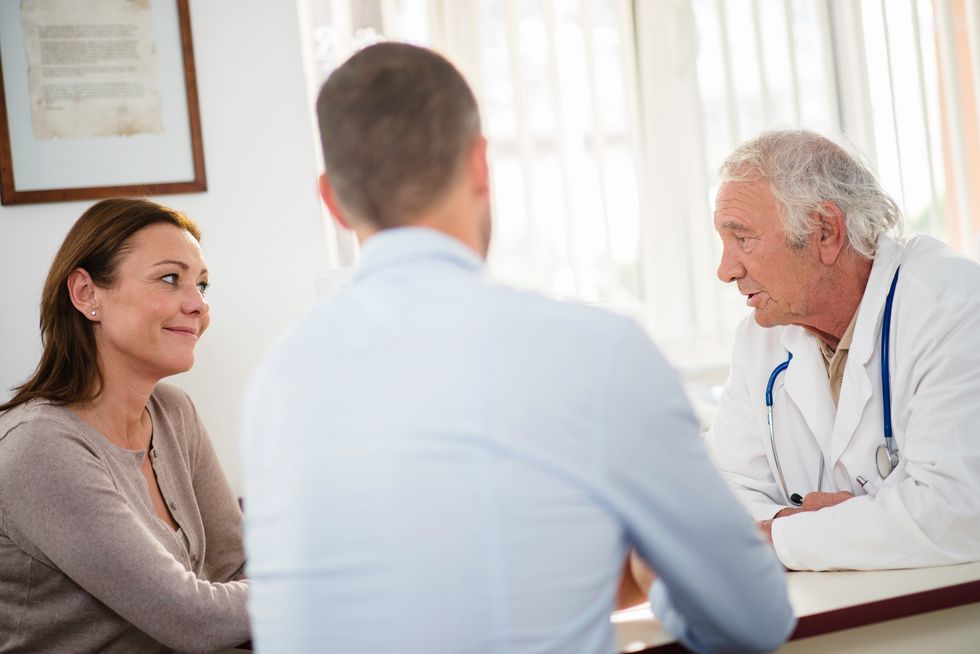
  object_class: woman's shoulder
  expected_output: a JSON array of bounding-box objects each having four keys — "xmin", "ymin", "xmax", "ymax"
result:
[
  {"xmin": 0, "ymin": 402, "xmax": 94, "ymax": 472},
  {"xmin": 0, "ymin": 400, "xmax": 79, "ymax": 441}
]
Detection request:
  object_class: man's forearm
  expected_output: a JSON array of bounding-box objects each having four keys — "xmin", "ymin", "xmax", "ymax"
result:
[{"xmin": 759, "ymin": 491, "xmax": 856, "ymax": 544}]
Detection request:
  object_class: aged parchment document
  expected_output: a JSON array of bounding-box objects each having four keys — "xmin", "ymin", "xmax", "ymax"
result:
[{"xmin": 21, "ymin": 0, "xmax": 163, "ymax": 139}]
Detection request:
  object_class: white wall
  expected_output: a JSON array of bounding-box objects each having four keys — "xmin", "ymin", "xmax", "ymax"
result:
[{"xmin": 0, "ymin": 0, "xmax": 328, "ymax": 494}]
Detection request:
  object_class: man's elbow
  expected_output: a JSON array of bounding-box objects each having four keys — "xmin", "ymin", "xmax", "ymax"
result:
[
  {"xmin": 689, "ymin": 598, "xmax": 795, "ymax": 654},
  {"xmin": 725, "ymin": 601, "xmax": 796, "ymax": 654}
]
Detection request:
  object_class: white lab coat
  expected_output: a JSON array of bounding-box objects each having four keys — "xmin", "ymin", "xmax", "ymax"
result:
[{"xmin": 707, "ymin": 234, "xmax": 980, "ymax": 571}]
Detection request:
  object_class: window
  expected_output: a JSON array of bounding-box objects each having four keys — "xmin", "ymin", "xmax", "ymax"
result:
[{"xmin": 299, "ymin": 0, "xmax": 980, "ymax": 374}]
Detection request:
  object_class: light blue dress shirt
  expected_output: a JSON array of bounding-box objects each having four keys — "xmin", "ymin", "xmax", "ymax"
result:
[{"xmin": 242, "ymin": 227, "xmax": 794, "ymax": 654}]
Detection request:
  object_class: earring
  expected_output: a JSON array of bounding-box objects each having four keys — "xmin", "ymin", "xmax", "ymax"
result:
[{"xmin": 90, "ymin": 310, "xmax": 97, "ymax": 316}]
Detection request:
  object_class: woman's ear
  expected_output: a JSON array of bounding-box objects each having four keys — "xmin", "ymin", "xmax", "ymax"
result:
[{"xmin": 67, "ymin": 268, "xmax": 100, "ymax": 320}]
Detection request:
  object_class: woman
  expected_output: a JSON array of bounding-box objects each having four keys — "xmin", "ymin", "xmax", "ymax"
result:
[{"xmin": 0, "ymin": 199, "xmax": 249, "ymax": 652}]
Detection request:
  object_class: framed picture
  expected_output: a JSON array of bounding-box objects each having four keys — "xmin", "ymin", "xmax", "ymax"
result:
[{"xmin": 0, "ymin": 0, "xmax": 205, "ymax": 205}]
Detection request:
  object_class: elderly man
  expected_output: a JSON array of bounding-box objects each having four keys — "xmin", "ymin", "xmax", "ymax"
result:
[
  {"xmin": 707, "ymin": 129, "xmax": 980, "ymax": 571},
  {"xmin": 242, "ymin": 43, "xmax": 793, "ymax": 653}
]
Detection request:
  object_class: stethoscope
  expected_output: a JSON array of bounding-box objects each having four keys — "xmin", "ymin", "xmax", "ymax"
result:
[{"xmin": 766, "ymin": 267, "xmax": 901, "ymax": 506}]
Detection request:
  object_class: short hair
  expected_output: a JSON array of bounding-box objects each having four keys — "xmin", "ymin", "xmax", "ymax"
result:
[
  {"xmin": 0, "ymin": 198, "xmax": 201, "ymax": 413},
  {"xmin": 720, "ymin": 129, "xmax": 903, "ymax": 258},
  {"xmin": 315, "ymin": 42, "xmax": 481, "ymax": 229}
]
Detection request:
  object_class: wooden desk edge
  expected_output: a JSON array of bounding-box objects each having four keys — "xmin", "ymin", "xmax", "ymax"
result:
[
  {"xmin": 789, "ymin": 576, "xmax": 980, "ymax": 639},
  {"xmin": 628, "ymin": 577, "xmax": 980, "ymax": 653}
]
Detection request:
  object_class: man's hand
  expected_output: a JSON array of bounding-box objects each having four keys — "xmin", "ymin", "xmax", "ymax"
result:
[
  {"xmin": 758, "ymin": 518, "xmax": 775, "ymax": 544},
  {"xmin": 615, "ymin": 551, "xmax": 658, "ymax": 609},
  {"xmin": 797, "ymin": 491, "xmax": 854, "ymax": 512},
  {"xmin": 758, "ymin": 491, "xmax": 857, "ymax": 544},
  {"xmin": 629, "ymin": 549, "xmax": 657, "ymax": 595}
]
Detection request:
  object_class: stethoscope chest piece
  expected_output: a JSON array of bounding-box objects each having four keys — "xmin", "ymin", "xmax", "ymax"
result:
[
  {"xmin": 876, "ymin": 443, "xmax": 900, "ymax": 479},
  {"xmin": 766, "ymin": 266, "xmax": 903, "ymax": 497}
]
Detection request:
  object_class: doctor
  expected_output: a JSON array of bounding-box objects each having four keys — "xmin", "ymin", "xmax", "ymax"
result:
[{"xmin": 707, "ymin": 129, "xmax": 980, "ymax": 571}]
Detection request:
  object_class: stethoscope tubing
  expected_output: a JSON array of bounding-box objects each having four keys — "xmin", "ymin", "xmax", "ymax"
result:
[
  {"xmin": 881, "ymin": 267, "xmax": 900, "ymax": 445},
  {"xmin": 765, "ymin": 266, "xmax": 901, "ymax": 505},
  {"xmin": 766, "ymin": 353, "xmax": 794, "ymax": 502}
]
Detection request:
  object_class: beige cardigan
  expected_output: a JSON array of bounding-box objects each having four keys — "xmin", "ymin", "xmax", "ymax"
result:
[{"xmin": 0, "ymin": 383, "xmax": 249, "ymax": 653}]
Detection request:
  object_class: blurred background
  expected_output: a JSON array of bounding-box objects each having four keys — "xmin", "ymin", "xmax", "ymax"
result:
[
  {"xmin": 298, "ymin": 0, "xmax": 980, "ymax": 431},
  {"xmin": 1, "ymin": 0, "xmax": 978, "ymax": 491}
]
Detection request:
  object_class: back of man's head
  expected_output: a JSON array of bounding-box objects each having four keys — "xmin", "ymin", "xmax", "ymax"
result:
[{"xmin": 316, "ymin": 42, "xmax": 482, "ymax": 229}]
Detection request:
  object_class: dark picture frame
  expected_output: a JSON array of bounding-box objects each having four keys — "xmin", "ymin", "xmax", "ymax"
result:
[{"xmin": 0, "ymin": 0, "xmax": 206, "ymax": 205}]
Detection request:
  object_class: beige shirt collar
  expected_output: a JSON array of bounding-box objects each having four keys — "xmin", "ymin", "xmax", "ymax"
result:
[{"xmin": 820, "ymin": 310, "xmax": 859, "ymax": 406}]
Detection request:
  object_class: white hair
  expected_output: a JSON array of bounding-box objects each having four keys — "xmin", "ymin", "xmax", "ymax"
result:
[{"xmin": 720, "ymin": 129, "xmax": 903, "ymax": 258}]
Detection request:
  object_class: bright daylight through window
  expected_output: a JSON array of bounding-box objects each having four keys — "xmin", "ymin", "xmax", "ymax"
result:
[{"xmin": 299, "ymin": 0, "xmax": 980, "ymax": 380}]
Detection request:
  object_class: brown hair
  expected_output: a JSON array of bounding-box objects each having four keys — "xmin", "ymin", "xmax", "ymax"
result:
[
  {"xmin": 316, "ymin": 42, "xmax": 481, "ymax": 228},
  {"xmin": 0, "ymin": 198, "xmax": 201, "ymax": 413}
]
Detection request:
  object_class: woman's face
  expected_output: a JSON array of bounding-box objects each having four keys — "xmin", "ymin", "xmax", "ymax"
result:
[{"xmin": 93, "ymin": 223, "xmax": 210, "ymax": 383}]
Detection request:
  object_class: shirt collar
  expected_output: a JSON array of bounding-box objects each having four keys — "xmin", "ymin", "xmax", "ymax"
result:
[
  {"xmin": 819, "ymin": 307, "xmax": 859, "ymax": 360},
  {"xmin": 352, "ymin": 227, "xmax": 486, "ymax": 282},
  {"xmin": 849, "ymin": 233, "xmax": 905, "ymax": 365}
]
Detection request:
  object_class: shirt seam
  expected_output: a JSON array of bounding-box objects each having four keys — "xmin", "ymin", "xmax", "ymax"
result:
[{"xmin": 13, "ymin": 554, "xmax": 35, "ymax": 642}]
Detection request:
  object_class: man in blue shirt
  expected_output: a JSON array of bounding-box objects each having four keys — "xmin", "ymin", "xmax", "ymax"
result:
[{"xmin": 243, "ymin": 42, "xmax": 794, "ymax": 654}]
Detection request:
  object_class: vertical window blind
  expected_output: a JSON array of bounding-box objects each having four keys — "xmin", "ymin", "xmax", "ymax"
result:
[{"xmin": 299, "ymin": 0, "xmax": 980, "ymax": 373}]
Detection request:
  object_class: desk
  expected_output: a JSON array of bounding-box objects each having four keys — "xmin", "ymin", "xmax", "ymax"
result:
[{"xmin": 613, "ymin": 561, "xmax": 980, "ymax": 653}]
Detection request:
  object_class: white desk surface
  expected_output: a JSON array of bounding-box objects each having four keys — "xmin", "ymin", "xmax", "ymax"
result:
[
  {"xmin": 222, "ymin": 561, "xmax": 980, "ymax": 653},
  {"xmin": 613, "ymin": 560, "xmax": 980, "ymax": 652}
]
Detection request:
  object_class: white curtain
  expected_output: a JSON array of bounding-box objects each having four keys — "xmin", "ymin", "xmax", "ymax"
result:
[{"xmin": 298, "ymin": 0, "xmax": 980, "ymax": 372}]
